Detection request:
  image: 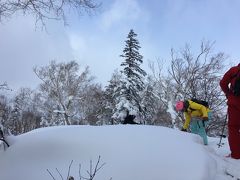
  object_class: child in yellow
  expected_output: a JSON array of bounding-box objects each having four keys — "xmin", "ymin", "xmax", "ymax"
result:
[{"xmin": 176, "ymin": 100, "xmax": 212, "ymax": 145}]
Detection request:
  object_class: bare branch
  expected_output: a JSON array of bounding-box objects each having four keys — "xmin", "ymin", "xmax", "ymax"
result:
[
  {"xmin": 0, "ymin": 0, "xmax": 101, "ymax": 27},
  {"xmin": 67, "ymin": 160, "xmax": 74, "ymax": 179},
  {"xmin": 47, "ymin": 169, "xmax": 57, "ymax": 180},
  {"xmin": 46, "ymin": 156, "xmax": 109, "ymax": 180},
  {"xmin": 167, "ymin": 40, "xmax": 228, "ymax": 134},
  {"xmin": 79, "ymin": 155, "xmax": 106, "ymax": 180},
  {"xmin": 56, "ymin": 168, "xmax": 64, "ymax": 180}
]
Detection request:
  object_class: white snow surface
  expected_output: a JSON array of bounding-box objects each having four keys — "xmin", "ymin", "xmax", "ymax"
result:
[{"xmin": 0, "ymin": 125, "xmax": 239, "ymax": 180}]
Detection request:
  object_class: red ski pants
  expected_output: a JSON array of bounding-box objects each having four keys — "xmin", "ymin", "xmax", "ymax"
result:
[{"xmin": 228, "ymin": 104, "xmax": 240, "ymax": 159}]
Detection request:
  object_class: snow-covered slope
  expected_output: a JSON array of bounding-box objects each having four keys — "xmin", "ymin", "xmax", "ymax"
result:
[{"xmin": 0, "ymin": 125, "xmax": 238, "ymax": 180}]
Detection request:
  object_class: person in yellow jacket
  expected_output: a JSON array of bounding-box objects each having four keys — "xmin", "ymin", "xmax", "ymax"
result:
[{"xmin": 175, "ymin": 100, "xmax": 212, "ymax": 145}]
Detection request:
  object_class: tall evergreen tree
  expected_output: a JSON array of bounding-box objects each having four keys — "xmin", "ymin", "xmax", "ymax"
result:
[{"xmin": 113, "ymin": 29, "xmax": 146, "ymax": 121}]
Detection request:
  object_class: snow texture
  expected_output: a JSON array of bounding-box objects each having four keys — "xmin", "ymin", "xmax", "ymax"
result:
[{"xmin": 0, "ymin": 125, "xmax": 238, "ymax": 180}]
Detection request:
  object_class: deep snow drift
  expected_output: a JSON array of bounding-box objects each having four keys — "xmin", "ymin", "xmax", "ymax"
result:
[{"xmin": 0, "ymin": 125, "xmax": 239, "ymax": 180}]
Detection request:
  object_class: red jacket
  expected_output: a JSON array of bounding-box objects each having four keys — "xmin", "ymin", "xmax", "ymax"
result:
[{"xmin": 220, "ymin": 64, "xmax": 240, "ymax": 107}]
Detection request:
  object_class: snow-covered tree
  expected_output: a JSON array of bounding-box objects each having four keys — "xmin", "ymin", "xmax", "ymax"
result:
[
  {"xmin": 7, "ymin": 105, "xmax": 21, "ymax": 135},
  {"xmin": 77, "ymin": 84, "xmax": 105, "ymax": 125},
  {"xmin": 146, "ymin": 61, "xmax": 176, "ymax": 127},
  {"xmin": 34, "ymin": 60, "xmax": 94, "ymax": 125},
  {"xmin": 0, "ymin": 95, "xmax": 11, "ymax": 133},
  {"xmin": 0, "ymin": 82, "xmax": 11, "ymax": 91},
  {"xmin": 7, "ymin": 88, "xmax": 42, "ymax": 135},
  {"xmin": 104, "ymin": 70, "xmax": 123, "ymax": 124},
  {"xmin": 136, "ymin": 69, "xmax": 172, "ymax": 127},
  {"xmin": 141, "ymin": 76, "xmax": 159, "ymax": 124},
  {"xmin": 113, "ymin": 29, "xmax": 147, "ymax": 121}
]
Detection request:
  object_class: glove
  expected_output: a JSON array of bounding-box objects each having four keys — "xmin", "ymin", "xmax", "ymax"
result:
[
  {"xmin": 202, "ymin": 117, "xmax": 208, "ymax": 121},
  {"xmin": 181, "ymin": 127, "xmax": 187, "ymax": 132}
]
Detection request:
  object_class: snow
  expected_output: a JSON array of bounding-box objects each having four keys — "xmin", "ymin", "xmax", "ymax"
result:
[
  {"xmin": 0, "ymin": 125, "xmax": 239, "ymax": 180},
  {"xmin": 53, "ymin": 110, "xmax": 66, "ymax": 114}
]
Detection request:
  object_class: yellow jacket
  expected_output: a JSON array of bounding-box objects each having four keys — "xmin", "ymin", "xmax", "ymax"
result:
[{"xmin": 183, "ymin": 100, "xmax": 210, "ymax": 130}]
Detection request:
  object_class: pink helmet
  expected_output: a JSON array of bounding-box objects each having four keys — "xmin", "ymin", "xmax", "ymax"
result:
[{"xmin": 176, "ymin": 101, "xmax": 184, "ymax": 111}]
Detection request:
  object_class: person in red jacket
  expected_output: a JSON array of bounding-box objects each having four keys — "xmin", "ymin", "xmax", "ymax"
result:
[{"xmin": 220, "ymin": 63, "xmax": 240, "ymax": 159}]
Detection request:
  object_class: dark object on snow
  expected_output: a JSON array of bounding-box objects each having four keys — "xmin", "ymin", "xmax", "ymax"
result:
[
  {"xmin": 123, "ymin": 114, "xmax": 138, "ymax": 124},
  {"xmin": 218, "ymin": 114, "xmax": 228, "ymax": 148},
  {"xmin": 0, "ymin": 129, "xmax": 3, "ymax": 139},
  {"xmin": 0, "ymin": 128, "xmax": 9, "ymax": 147},
  {"xmin": 0, "ymin": 138, "xmax": 9, "ymax": 147},
  {"xmin": 225, "ymin": 169, "xmax": 240, "ymax": 179}
]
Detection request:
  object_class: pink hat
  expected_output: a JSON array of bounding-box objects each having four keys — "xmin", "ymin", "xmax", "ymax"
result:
[{"xmin": 176, "ymin": 101, "xmax": 184, "ymax": 111}]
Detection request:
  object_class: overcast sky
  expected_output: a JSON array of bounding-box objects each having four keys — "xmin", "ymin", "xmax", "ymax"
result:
[{"xmin": 0, "ymin": 0, "xmax": 240, "ymax": 91}]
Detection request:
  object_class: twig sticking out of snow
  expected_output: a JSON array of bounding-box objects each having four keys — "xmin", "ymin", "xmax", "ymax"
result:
[{"xmin": 46, "ymin": 156, "xmax": 112, "ymax": 180}]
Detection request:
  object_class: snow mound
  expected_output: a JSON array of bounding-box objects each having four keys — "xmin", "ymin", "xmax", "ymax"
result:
[{"xmin": 0, "ymin": 125, "xmax": 217, "ymax": 180}]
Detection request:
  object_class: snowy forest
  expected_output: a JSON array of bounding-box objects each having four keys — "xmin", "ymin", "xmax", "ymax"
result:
[
  {"xmin": 0, "ymin": 29, "xmax": 228, "ymax": 137},
  {"xmin": 2, "ymin": 1, "xmax": 240, "ymax": 179}
]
